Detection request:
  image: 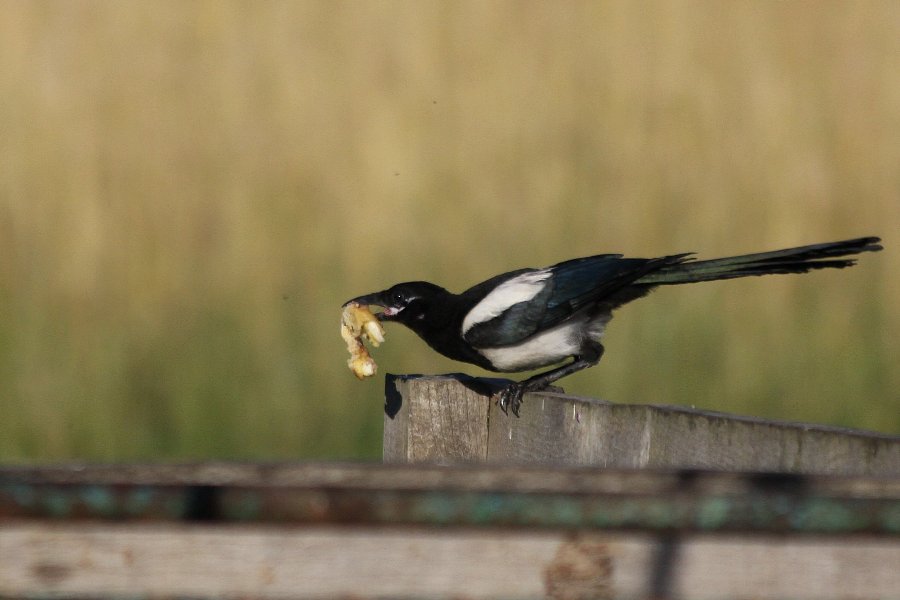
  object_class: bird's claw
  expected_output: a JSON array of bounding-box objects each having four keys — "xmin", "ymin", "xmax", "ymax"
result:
[{"xmin": 496, "ymin": 383, "xmax": 525, "ymax": 417}]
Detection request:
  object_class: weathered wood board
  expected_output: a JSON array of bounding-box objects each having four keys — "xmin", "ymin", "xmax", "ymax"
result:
[
  {"xmin": 384, "ymin": 374, "xmax": 900, "ymax": 475},
  {"xmin": 2, "ymin": 524, "xmax": 898, "ymax": 599}
]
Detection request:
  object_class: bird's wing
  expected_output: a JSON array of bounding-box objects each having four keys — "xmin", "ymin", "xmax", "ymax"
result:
[
  {"xmin": 459, "ymin": 268, "xmax": 554, "ymax": 345},
  {"xmin": 540, "ymin": 254, "xmax": 691, "ymax": 320},
  {"xmin": 462, "ymin": 254, "xmax": 691, "ymax": 348}
]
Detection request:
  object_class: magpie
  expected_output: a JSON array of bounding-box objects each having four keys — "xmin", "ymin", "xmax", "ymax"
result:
[{"xmin": 345, "ymin": 236, "xmax": 882, "ymax": 416}]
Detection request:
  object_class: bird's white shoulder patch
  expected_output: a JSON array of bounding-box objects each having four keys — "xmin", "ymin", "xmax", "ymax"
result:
[{"xmin": 461, "ymin": 269, "xmax": 551, "ymax": 334}]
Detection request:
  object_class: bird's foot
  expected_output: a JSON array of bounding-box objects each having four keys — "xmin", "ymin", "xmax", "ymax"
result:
[
  {"xmin": 495, "ymin": 383, "xmax": 526, "ymax": 417},
  {"xmin": 494, "ymin": 380, "xmax": 567, "ymax": 417}
]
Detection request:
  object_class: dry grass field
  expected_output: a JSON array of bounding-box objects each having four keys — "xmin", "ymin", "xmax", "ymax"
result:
[{"xmin": 1, "ymin": 1, "xmax": 897, "ymax": 461}]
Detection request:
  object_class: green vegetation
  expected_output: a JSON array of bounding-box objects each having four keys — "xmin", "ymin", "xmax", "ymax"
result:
[{"xmin": 1, "ymin": 2, "xmax": 897, "ymax": 462}]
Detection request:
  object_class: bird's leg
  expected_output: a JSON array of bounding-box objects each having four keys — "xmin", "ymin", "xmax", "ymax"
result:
[{"xmin": 497, "ymin": 342, "xmax": 605, "ymax": 416}]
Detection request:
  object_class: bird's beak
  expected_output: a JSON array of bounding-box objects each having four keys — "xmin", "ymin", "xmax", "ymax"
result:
[
  {"xmin": 343, "ymin": 292, "xmax": 383, "ymax": 308},
  {"xmin": 343, "ymin": 292, "xmax": 394, "ymax": 321}
]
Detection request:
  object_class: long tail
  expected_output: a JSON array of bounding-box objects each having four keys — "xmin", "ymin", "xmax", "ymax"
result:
[{"xmin": 638, "ymin": 237, "xmax": 882, "ymax": 285}]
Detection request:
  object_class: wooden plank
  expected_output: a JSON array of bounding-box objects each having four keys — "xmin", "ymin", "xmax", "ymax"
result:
[
  {"xmin": 384, "ymin": 374, "xmax": 900, "ymax": 475},
  {"xmin": 1, "ymin": 524, "xmax": 897, "ymax": 599},
  {"xmin": 2, "ymin": 463, "xmax": 897, "ymax": 598},
  {"xmin": 4, "ymin": 463, "xmax": 897, "ymax": 536},
  {"xmin": 6, "ymin": 461, "xmax": 899, "ymax": 495},
  {"xmin": 384, "ymin": 374, "xmax": 491, "ymax": 462}
]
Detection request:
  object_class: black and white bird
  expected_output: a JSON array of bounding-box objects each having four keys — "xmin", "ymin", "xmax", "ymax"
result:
[{"xmin": 345, "ymin": 237, "xmax": 882, "ymax": 416}]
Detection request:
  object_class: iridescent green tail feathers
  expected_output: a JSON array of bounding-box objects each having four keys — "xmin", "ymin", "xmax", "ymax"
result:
[{"xmin": 638, "ymin": 237, "xmax": 882, "ymax": 286}]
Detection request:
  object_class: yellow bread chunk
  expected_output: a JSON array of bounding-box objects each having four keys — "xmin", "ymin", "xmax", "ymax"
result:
[{"xmin": 341, "ymin": 302, "xmax": 385, "ymax": 379}]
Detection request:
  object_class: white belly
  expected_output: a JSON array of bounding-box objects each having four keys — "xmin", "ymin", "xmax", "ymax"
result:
[{"xmin": 476, "ymin": 313, "xmax": 610, "ymax": 372}]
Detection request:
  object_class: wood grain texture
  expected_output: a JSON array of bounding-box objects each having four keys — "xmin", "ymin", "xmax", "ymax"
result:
[
  {"xmin": 5, "ymin": 462, "xmax": 898, "ymax": 497},
  {"xmin": 384, "ymin": 374, "xmax": 900, "ymax": 475},
  {"xmin": 385, "ymin": 374, "xmax": 491, "ymax": 463},
  {"xmin": 1, "ymin": 524, "xmax": 897, "ymax": 599},
  {"xmin": 2, "ymin": 462, "xmax": 897, "ymax": 598}
]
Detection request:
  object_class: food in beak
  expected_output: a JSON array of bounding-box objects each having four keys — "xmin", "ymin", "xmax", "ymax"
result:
[{"xmin": 340, "ymin": 302, "xmax": 386, "ymax": 379}]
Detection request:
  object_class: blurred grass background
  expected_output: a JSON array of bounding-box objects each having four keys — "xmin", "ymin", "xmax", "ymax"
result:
[{"xmin": 0, "ymin": 1, "xmax": 897, "ymax": 462}]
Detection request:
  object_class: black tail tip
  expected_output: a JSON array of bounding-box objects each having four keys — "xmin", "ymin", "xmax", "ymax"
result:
[
  {"xmin": 861, "ymin": 236, "xmax": 883, "ymax": 252},
  {"xmin": 822, "ymin": 236, "xmax": 883, "ymax": 257}
]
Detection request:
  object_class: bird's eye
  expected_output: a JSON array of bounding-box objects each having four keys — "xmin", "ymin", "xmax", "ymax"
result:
[{"xmin": 390, "ymin": 291, "xmax": 406, "ymax": 305}]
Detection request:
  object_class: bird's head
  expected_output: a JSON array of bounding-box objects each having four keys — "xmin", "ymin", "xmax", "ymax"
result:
[{"xmin": 344, "ymin": 281, "xmax": 448, "ymax": 328}]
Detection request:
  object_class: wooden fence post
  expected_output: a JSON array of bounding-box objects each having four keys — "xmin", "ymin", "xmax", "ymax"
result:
[{"xmin": 383, "ymin": 373, "xmax": 900, "ymax": 475}]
